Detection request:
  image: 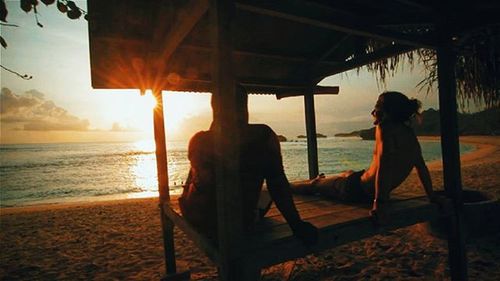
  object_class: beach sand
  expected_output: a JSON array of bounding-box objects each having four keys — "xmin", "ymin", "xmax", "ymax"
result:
[{"xmin": 1, "ymin": 136, "xmax": 499, "ymax": 280}]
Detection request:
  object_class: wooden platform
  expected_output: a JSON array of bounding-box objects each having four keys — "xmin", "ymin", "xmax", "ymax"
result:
[{"xmin": 163, "ymin": 193, "xmax": 439, "ymax": 271}]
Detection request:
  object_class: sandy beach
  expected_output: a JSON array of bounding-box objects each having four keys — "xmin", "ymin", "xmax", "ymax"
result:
[{"xmin": 1, "ymin": 136, "xmax": 499, "ymax": 280}]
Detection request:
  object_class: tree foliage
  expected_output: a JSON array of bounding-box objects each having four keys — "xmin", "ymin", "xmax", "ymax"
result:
[
  {"xmin": 362, "ymin": 26, "xmax": 500, "ymax": 110},
  {"xmin": 0, "ymin": 0, "xmax": 86, "ymax": 79}
]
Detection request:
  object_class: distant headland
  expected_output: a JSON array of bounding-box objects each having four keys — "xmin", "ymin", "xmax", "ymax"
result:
[
  {"xmin": 297, "ymin": 133, "xmax": 327, "ymax": 139},
  {"xmin": 277, "ymin": 135, "xmax": 287, "ymax": 142},
  {"xmin": 335, "ymin": 108, "xmax": 500, "ymax": 140}
]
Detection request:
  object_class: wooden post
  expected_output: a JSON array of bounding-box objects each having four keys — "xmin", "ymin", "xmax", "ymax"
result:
[
  {"xmin": 436, "ymin": 21, "xmax": 468, "ymax": 281},
  {"xmin": 152, "ymin": 91, "xmax": 177, "ymax": 275},
  {"xmin": 304, "ymin": 91, "xmax": 319, "ymax": 179},
  {"xmin": 210, "ymin": 0, "xmax": 247, "ymax": 280}
]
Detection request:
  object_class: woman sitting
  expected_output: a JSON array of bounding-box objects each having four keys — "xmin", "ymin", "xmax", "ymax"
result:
[{"xmin": 291, "ymin": 91, "xmax": 442, "ymax": 219}]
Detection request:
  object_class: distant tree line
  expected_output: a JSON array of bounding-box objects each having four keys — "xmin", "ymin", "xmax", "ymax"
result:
[{"xmin": 335, "ymin": 108, "xmax": 500, "ymax": 140}]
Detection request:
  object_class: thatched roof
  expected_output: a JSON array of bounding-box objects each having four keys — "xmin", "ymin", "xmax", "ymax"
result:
[{"xmin": 87, "ymin": 0, "xmax": 499, "ymax": 103}]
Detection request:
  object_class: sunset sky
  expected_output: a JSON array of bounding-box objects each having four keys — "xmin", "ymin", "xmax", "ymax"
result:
[{"xmin": 1, "ymin": 0, "xmax": 441, "ymax": 144}]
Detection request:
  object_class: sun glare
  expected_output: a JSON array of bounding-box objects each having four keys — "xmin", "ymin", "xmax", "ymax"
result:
[
  {"xmin": 133, "ymin": 139, "xmax": 156, "ymax": 152},
  {"xmin": 143, "ymin": 90, "xmax": 158, "ymax": 110},
  {"xmin": 162, "ymin": 91, "xmax": 211, "ymax": 135},
  {"xmin": 100, "ymin": 90, "xmax": 210, "ymax": 140}
]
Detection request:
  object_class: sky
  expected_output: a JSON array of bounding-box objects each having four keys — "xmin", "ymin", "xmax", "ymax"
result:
[{"xmin": 1, "ymin": 0, "xmax": 442, "ymax": 144}]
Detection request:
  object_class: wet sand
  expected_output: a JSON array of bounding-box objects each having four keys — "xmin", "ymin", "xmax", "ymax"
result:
[{"xmin": 1, "ymin": 136, "xmax": 499, "ymax": 280}]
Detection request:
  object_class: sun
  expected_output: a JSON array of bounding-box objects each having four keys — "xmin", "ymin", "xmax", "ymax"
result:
[
  {"xmin": 142, "ymin": 90, "xmax": 158, "ymax": 110},
  {"xmin": 137, "ymin": 90, "xmax": 210, "ymax": 134}
]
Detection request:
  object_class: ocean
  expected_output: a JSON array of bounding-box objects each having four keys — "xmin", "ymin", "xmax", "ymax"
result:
[{"xmin": 0, "ymin": 138, "xmax": 474, "ymax": 207}]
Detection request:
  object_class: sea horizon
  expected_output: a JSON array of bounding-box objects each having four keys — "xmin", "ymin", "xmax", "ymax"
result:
[{"xmin": 0, "ymin": 137, "xmax": 474, "ymax": 208}]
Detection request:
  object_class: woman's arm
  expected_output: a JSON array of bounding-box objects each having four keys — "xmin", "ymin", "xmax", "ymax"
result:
[
  {"xmin": 414, "ymin": 145, "xmax": 452, "ymax": 209},
  {"xmin": 370, "ymin": 125, "xmax": 396, "ymax": 221},
  {"xmin": 414, "ymin": 150, "xmax": 435, "ymax": 200},
  {"xmin": 415, "ymin": 144, "xmax": 445, "ymax": 205},
  {"xmin": 372, "ymin": 126, "xmax": 393, "ymax": 214}
]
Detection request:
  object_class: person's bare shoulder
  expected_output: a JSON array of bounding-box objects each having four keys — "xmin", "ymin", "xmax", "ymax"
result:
[
  {"xmin": 246, "ymin": 124, "xmax": 276, "ymax": 139},
  {"xmin": 247, "ymin": 123, "xmax": 274, "ymax": 132}
]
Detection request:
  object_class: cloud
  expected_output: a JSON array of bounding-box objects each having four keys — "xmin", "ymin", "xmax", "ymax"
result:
[
  {"xmin": 110, "ymin": 122, "xmax": 139, "ymax": 132},
  {"xmin": 0, "ymin": 87, "xmax": 90, "ymax": 131},
  {"xmin": 165, "ymin": 112, "xmax": 212, "ymax": 140},
  {"xmin": 0, "ymin": 88, "xmax": 40, "ymax": 114}
]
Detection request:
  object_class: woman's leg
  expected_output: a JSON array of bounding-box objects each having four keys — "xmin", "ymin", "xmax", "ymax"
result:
[
  {"xmin": 290, "ymin": 172, "xmax": 352, "ymax": 199},
  {"xmin": 314, "ymin": 175, "xmax": 349, "ymax": 199},
  {"xmin": 289, "ymin": 178, "xmax": 319, "ymax": 195}
]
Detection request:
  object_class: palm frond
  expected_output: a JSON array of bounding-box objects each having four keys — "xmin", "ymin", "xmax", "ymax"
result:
[{"xmin": 359, "ymin": 26, "xmax": 500, "ymax": 109}]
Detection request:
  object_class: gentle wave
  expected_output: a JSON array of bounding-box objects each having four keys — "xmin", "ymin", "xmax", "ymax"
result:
[
  {"xmin": 0, "ymin": 139, "xmax": 474, "ymax": 207},
  {"xmin": 0, "ymin": 151, "xmax": 154, "ymax": 169}
]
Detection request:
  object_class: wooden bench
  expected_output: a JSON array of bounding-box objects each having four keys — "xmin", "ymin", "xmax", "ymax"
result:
[{"xmin": 163, "ymin": 193, "xmax": 440, "ymax": 280}]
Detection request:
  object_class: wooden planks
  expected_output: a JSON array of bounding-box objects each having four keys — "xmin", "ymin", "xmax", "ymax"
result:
[
  {"xmin": 155, "ymin": 0, "xmax": 209, "ymax": 68},
  {"xmin": 163, "ymin": 203, "xmax": 220, "ymax": 264},
  {"xmin": 164, "ymin": 194, "xmax": 439, "ymax": 270},
  {"xmin": 244, "ymin": 196, "xmax": 438, "ymax": 268}
]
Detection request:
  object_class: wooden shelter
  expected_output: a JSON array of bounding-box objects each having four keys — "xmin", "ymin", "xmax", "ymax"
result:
[{"xmin": 87, "ymin": 1, "xmax": 499, "ymax": 280}]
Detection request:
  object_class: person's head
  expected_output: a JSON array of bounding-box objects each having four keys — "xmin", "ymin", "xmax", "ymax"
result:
[
  {"xmin": 188, "ymin": 131, "xmax": 214, "ymax": 186},
  {"xmin": 211, "ymin": 84, "xmax": 249, "ymax": 128},
  {"xmin": 371, "ymin": 91, "xmax": 422, "ymax": 125}
]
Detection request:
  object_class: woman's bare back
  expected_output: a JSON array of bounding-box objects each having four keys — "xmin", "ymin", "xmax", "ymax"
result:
[{"xmin": 374, "ymin": 123, "xmax": 422, "ymax": 198}]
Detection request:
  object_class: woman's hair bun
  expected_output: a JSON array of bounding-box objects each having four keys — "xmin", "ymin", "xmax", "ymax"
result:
[
  {"xmin": 379, "ymin": 91, "xmax": 422, "ymax": 122},
  {"xmin": 409, "ymin": 98, "xmax": 422, "ymax": 115}
]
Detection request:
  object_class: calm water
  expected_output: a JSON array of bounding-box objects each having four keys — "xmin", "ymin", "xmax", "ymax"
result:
[{"xmin": 0, "ymin": 138, "xmax": 474, "ymax": 207}]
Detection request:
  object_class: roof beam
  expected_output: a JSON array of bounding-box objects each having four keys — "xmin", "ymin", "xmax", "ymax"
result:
[
  {"xmin": 289, "ymin": 35, "xmax": 350, "ymax": 84},
  {"xmin": 161, "ymin": 76, "xmax": 338, "ymax": 97},
  {"xmin": 148, "ymin": 0, "xmax": 209, "ymax": 89},
  {"xmin": 161, "ymin": 76, "xmax": 309, "ymax": 91},
  {"xmin": 275, "ymin": 86, "xmax": 339, "ymax": 99},
  {"xmin": 316, "ymin": 35, "xmax": 351, "ymax": 65},
  {"xmin": 307, "ymin": 0, "xmax": 434, "ymax": 26},
  {"xmin": 158, "ymin": 0, "xmax": 208, "ymax": 63},
  {"xmin": 241, "ymin": 82, "xmax": 305, "ymax": 90},
  {"xmin": 317, "ymin": 35, "xmax": 350, "ymax": 62},
  {"xmin": 179, "ymin": 44, "xmax": 340, "ymax": 65},
  {"xmin": 392, "ymin": 0, "xmax": 434, "ymax": 14},
  {"xmin": 314, "ymin": 44, "xmax": 417, "ymax": 80},
  {"xmin": 236, "ymin": 1, "xmax": 435, "ymax": 48}
]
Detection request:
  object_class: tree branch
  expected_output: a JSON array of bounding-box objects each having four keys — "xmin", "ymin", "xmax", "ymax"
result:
[{"xmin": 0, "ymin": 64, "xmax": 33, "ymax": 80}]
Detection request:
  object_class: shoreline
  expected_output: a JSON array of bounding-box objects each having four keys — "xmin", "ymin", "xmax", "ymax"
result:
[
  {"xmin": 420, "ymin": 135, "xmax": 500, "ymax": 169},
  {"xmin": 2, "ymin": 136, "xmax": 498, "ymax": 214}
]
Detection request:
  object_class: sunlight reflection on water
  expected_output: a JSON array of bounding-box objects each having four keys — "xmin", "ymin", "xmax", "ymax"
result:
[
  {"xmin": 0, "ymin": 138, "xmax": 475, "ymax": 206},
  {"xmin": 128, "ymin": 140, "xmax": 187, "ymax": 198}
]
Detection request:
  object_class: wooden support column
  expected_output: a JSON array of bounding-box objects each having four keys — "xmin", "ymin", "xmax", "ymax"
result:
[
  {"xmin": 304, "ymin": 91, "xmax": 319, "ymax": 179},
  {"xmin": 436, "ymin": 21, "xmax": 468, "ymax": 281},
  {"xmin": 210, "ymin": 0, "xmax": 247, "ymax": 280},
  {"xmin": 152, "ymin": 91, "xmax": 177, "ymax": 276}
]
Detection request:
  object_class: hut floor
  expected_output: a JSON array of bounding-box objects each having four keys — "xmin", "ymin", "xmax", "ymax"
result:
[{"xmin": 164, "ymin": 192, "xmax": 439, "ymax": 269}]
